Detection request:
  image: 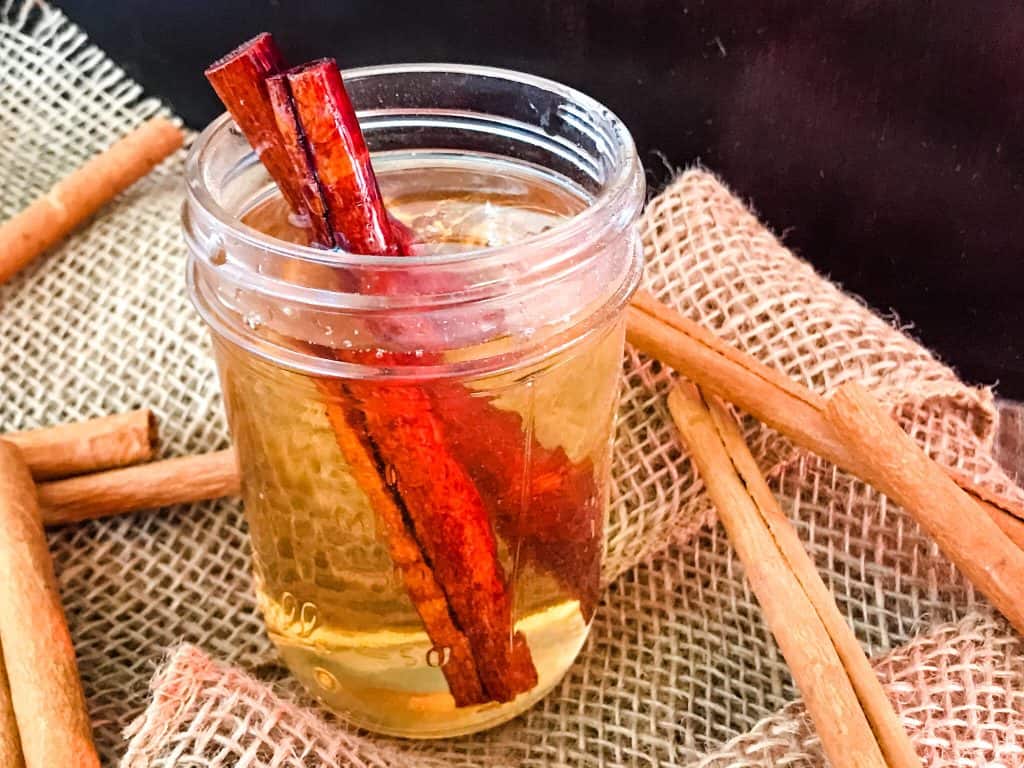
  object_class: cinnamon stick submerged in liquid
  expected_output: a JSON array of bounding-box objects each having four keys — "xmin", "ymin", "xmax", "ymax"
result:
[
  {"xmin": 206, "ymin": 36, "xmax": 538, "ymax": 703},
  {"xmin": 668, "ymin": 385, "xmax": 893, "ymax": 768},
  {"xmin": 5, "ymin": 409, "xmax": 156, "ymax": 481},
  {"xmin": 321, "ymin": 397, "xmax": 488, "ymax": 705},
  {"xmin": 0, "ymin": 441, "xmax": 99, "ymax": 768}
]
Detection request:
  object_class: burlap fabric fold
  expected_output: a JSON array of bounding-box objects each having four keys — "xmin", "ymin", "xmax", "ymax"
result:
[{"xmin": 2, "ymin": 2, "xmax": 1023, "ymax": 765}]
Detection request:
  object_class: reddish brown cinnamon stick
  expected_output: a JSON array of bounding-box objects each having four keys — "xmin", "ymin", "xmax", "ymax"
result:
[
  {"xmin": 205, "ymin": 34, "xmax": 306, "ymax": 213},
  {"xmin": 321, "ymin": 404, "xmax": 487, "ymax": 705},
  {"xmin": 347, "ymin": 377, "xmax": 537, "ymax": 699},
  {"xmin": 283, "ymin": 60, "xmax": 401, "ymax": 255},
  {"xmin": 277, "ymin": 58, "xmax": 536, "ymax": 697},
  {"xmin": 280, "ymin": 60, "xmax": 536, "ymax": 698},
  {"xmin": 265, "ymin": 74, "xmax": 335, "ymax": 245},
  {"xmin": 214, "ymin": 38, "xmax": 487, "ymax": 703}
]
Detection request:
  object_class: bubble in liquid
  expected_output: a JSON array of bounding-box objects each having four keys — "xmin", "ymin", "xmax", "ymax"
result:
[
  {"xmin": 313, "ymin": 667, "xmax": 339, "ymax": 691},
  {"xmin": 210, "ymin": 249, "xmax": 227, "ymax": 266},
  {"xmin": 243, "ymin": 311, "xmax": 263, "ymax": 330},
  {"xmin": 384, "ymin": 465, "xmax": 398, "ymax": 487},
  {"xmin": 299, "ymin": 601, "xmax": 319, "ymax": 637},
  {"xmin": 323, "ymin": 326, "xmax": 334, "ymax": 337},
  {"xmin": 426, "ymin": 646, "xmax": 452, "ymax": 668},
  {"xmin": 280, "ymin": 591, "xmax": 298, "ymax": 624}
]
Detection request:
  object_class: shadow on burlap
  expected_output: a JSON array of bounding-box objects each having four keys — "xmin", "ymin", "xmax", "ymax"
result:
[{"xmin": 1, "ymin": 2, "xmax": 1022, "ymax": 765}]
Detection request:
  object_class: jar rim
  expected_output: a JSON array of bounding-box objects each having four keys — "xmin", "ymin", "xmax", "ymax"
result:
[{"xmin": 185, "ymin": 62, "xmax": 642, "ymax": 269}]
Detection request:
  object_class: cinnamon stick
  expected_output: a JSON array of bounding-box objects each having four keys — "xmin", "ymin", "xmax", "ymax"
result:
[
  {"xmin": 0, "ymin": 117, "xmax": 183, "ymax": 286},
  {"xmin": 626, "ymin": 292, "xmax": 1024, "ymax": 523},
  {"xmin": 0, "ymin": 652, "xmax": 24, "ymax": 768},
  {"xmin": 322, "ymin": 401, "xmax": 487, "ymax": 705},
  {"xmin": 5, "ymin": 410, "xmax": 156, "ymax": 480},
  {"xmin": 667, "ymin": 385, "xmax": 890, "ymax": 768},
  {"xmin": 38, "ymin": 449, "xmax": 240, "ymax": 527},
  {"xmin": 675, "ymin": 385, "xmax": 919, "ymax": 767},
  {"xmin": 0, "ymin": 441, "xmax": 99, "ymax": 768},
  {"xmin": 205, "ymin": 34, "xmax": 306, "ymax": 214},
  {"xmin": 825, "ymin": 383, "xmax": 1024, "ymax": 635}
]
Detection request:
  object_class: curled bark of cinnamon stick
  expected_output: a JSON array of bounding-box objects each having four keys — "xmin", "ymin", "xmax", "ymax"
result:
[
  {"xmin": 348, "ymin": 378, "xmax": 537, "ymax": 701},
  {"xmin": 0, "ymin": 441, "xmax": 99, "ymax": 768},
  {"xmin": 5, "ymin": 410, "xmax": 156, "ymax": 481},
  {"xmin": 667, "ymin": 386, "xmax": 892, "ymax": 768}
]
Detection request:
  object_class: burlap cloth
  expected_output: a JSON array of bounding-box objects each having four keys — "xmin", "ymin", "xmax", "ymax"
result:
[{"xmin": 2, "ymin": 2, "xmax": 1023, "ymax": 765}]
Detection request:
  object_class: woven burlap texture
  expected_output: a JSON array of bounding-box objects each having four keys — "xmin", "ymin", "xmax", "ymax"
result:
[{"xmin": 2, "ymin": 1, "xmax": 1023, "ymax": 765}]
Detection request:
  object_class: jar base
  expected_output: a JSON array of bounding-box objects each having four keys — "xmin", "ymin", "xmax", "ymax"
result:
[
  {"xmin": 271, "ymin": 600, "xmax": 591, "ymax": 739},
  {"xmin": 320, "ymin": 672, "xmax": 569, "ymax": 740}
]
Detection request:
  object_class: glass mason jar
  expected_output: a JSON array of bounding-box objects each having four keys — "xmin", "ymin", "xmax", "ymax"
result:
[{"xmin": 184, "ymin": 64, "xmax": 643, "ymax": 738}]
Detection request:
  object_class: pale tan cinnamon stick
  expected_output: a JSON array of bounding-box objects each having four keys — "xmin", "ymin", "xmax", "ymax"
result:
[
  {"xmin": 626, "ymin": 292, "xmax": 1024, "ymax": 523},
  {"xmin": 826, "ymin": 383, "xmax": 1024, "ymax": 635},
  {"xmin": 5, "ymin": 410, "xmax": 157, "ymax": 480},
  {"xmin": 0, "ymin": 441, "xmax": 99, "ymax": 768},
  {"xmin": 0, "ymin": 117, "xmax": 184, "ymax": 285},
  {"xmin": 686, "ymin": 386, "xmax": 920, "ymax": 767},
  {"xmin": 0, "ymin": 652, "xmax": 25, "ymax": 768},
  {"xmin": 37, "ymin": 448, "xmax": 240, "ymax": 527},
  {"xmin": 668, "ymin": 384, "xmax": 890, "ymax": 768}
]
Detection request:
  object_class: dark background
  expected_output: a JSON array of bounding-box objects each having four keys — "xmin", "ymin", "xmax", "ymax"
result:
[{"xmin": 62, "ymin": 0, "xmax": 1024, "ymax": 396}]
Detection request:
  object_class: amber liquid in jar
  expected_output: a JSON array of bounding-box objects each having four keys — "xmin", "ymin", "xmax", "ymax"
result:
[{"xmin": 218, "ymin": 156, "xmax": 623, "ymax": 737}]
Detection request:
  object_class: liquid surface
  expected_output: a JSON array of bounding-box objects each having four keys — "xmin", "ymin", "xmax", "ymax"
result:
[
  {"xmin": 223, "ymin": 158, "xmax": 619, "ymax": 737},
  {"xmin": 248, "ymin": 156, "xmax": 588, "ymax": 255}
]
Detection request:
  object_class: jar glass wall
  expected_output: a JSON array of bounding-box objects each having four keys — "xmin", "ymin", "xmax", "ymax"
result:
[{"xmin": 185, "ymin": 64, "xmax": 643, "ymax": 738}]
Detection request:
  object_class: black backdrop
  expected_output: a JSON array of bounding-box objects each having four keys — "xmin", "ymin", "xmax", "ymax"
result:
[{"xmin": 61, "ymin": 0, "xmax": 1024, "ymax": 396}]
